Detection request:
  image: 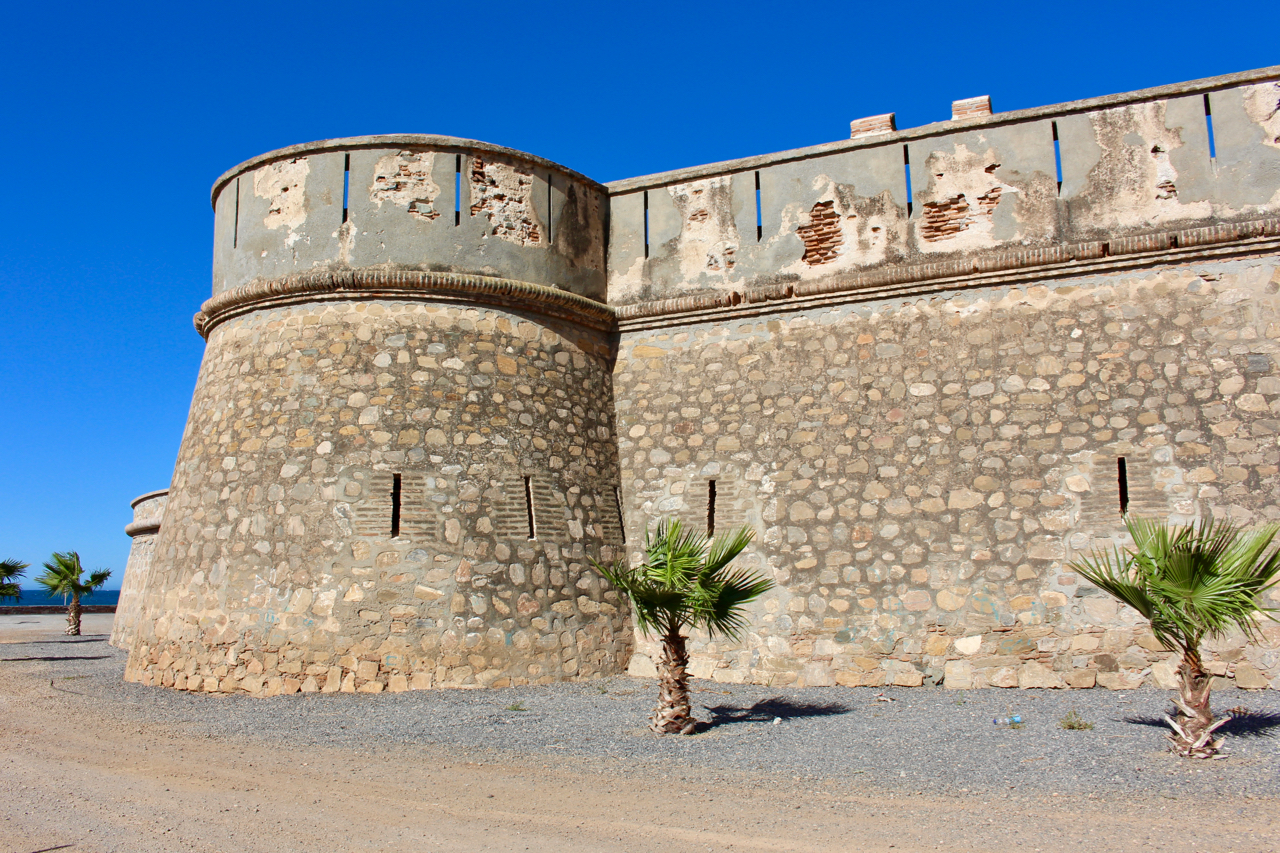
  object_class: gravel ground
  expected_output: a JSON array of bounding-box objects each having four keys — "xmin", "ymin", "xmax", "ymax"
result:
[{"xmin": 12, "ymin": 631, "xmax": 1280, "ymax": 799}]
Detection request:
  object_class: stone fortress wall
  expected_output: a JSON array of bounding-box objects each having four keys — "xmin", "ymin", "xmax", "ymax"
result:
[
  {"xmin": 119, "ymin": 65, "xmax": 1280, "ymax": 695},
  {"xmin": 110, "ymin": 490, "xmax": 167, "ymax": 648}
]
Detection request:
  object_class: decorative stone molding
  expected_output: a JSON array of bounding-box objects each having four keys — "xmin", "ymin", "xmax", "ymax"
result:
[{"xmin": 194, "ymin": 268, "xmax": 618, "ymax": 338}]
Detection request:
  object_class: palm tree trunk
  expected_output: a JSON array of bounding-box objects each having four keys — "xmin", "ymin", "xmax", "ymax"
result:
[
  {"xmin": 651, "ymin": 628, "xmax": 696, "ymax": 734},
  {"xmin": 1167, "ymin": 649, "xmax": 1228, "ymax": 758},
  {"xmin": 66, "ymin": 594, "xmax": 81, "ymax": 636}
]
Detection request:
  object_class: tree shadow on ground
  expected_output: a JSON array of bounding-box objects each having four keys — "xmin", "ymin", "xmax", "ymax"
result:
[
  {"xmin": 700, "ymin": 697, "xmax": 852, "ymax": 730},
  {"xmin": 1124, "ymin": 709, "xmax": 1280, "ymax": 739},
  {"xmin": 0, "ymin": 655, "xmax": 112, "ymax": 662},
  {"xmin": 5, "ymin": 637, "xmax": 106, "ymax": 645}
]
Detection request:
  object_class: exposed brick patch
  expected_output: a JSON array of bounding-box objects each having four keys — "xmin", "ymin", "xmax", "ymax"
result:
[
  {"xmin": 850, "ymin": 113, "xmax": 897, "ymax": 139},
  {"xmin": 371, "ymin": 151, "xmax": 440, "ymax": 221},
  {"xmin": 977, "ymin": 186, "xmax": 1002, "ymax": 216},
  {"xmin": 797, "ymin": 201, "xmax": 843, "ymax": 265},
  {"xmin": 951, "ymin": 95, "xmax": 992, "ymax": 120},
  {"xmin": 469, "ymin": 154, "xmax": 542, "ymax": 245},
  {"xmin": 688, "ymin": 209, "xmax": 709, "ymax": 223},
  {"xmin": 920, "ymin": 194, "xmax": 971, "ymax": 241}
]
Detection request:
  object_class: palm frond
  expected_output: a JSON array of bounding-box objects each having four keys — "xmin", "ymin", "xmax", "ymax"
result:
[
  {"xmin": 595, "ymin": 520, "xmax": 771, "ymax": 641},
  {"xmin": 1069, "ymin": 516, "xmax": 1280, "ymax": 657}
]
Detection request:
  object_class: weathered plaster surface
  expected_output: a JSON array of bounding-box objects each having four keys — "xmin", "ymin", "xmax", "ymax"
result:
[
  {"xmin": 255, "ymin": 158, "xmax": 310, "ymax": 244},
  {"xmin": 370, "ymin": 151, "xmax": 441, "ymax": 221}
]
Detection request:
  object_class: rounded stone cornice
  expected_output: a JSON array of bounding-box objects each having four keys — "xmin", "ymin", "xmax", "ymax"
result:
[
  {"xmin": 194, "ymin": 268, "xmax": 619, "ymax": 338},
  {"xmin": 125, "ymin": 520, "xmax": 161, "ymax": 538}
]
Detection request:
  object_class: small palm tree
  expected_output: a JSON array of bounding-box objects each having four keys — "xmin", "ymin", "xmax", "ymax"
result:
[
  {"xmin": 35, "ymin": 551, "xmax": 111, "ymax": 636},
  {"xmin": 1, "ymin": 558, "xmax": 29, "ymax": 603},
  {"xmin": 596, "ymin": 519, "xmax": 773, "ymax": 734},
  {"xmin": 1070, "ymin": 516, "xmax": 1280, "ymax": 758}
]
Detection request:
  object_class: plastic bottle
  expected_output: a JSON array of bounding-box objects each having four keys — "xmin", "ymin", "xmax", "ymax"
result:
[{"xmin": 993, "ymin": 714, "xmax": 1023, "ymax": 726}]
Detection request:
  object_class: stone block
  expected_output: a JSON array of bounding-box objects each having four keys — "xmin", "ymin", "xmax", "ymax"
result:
[
  {"xmin": 1018, "ymin": 661, "xmax": 1066, "ymax": 689},
  {"xmin": 990, "ymin": 666, "xmax": 1019, "ymax": 688},
  {"xmin": 1063, "ymin": 670, "xmax": 1096, "ymax": 689},
  {"xmin": 954, "ymin": 635, "xmax": 982, "ymax": 656},
  {"xmin": 1233, "ymin": 664, "xmax": 1270, "ymax": 689},
  {"xmin": 626, "ymin": 653, "xmax": 657, "ymax": 678},
  {"xmin": 892, "ymin": 668, "xmax": 924, "ymax": 687},
  {"xmin": 1097, "ymin": 670, "xmax": 1144, "ymax": 690},
  {"xmin": 943, "ymin": 660, "xmax": 974, "ymax": 689},
  {"xmin": 1150, "ymin": 660, "xmax": 1179, "ymax": 690}
]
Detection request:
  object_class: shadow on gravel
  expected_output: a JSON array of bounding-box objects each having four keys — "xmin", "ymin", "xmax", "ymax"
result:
[
  {"xmin": 4, "ymin": 637, "xmax": 106, "ymax": 645},
  {"xmin": 701, "ymin": 697, "xmax": 851, "ymax": 730},
  {"xmin": 1123, "ymin": 710, "xmax": 1280, "ymax": 739},
  {"xmin": 0, "ymin": 655, "xmax": 112, "ymax": 662}
]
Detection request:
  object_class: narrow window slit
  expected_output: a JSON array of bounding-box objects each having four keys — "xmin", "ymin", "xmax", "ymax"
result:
[
  {"xmin": 1204, "ymin": 94, "xmax": 1217, "ymax": 161},
  {"xmin": 614, "ymin": 486, "xmax": 626, "ymax": 544},
  {"xmin": 342, "ymin": 153, "xmax": 350, "ymax": 224},
  {"xmin": 643, "ymin": 191, "xmax": 650, "ymax": 258},
  {"xmin": 390, "ymin": 474, "xmax": 402, "ymax": 538},
  {"xmin": 547, "ymin": 174, "xmax": 553, "ymax": 244},
  {"xmin": 1051, "ymin": 121, "xmax": 1063, "ymax": 195},
  {"xmin": 707, "ymin": 480, "xmax": 717, "ymax": 535},
  {"xmin": 754, "ymin": 171, "xmax": 763, "ymax": 242},
  {"xmin": 232, "ymin": 178, "xmax": 240, "ymax": 249},
  {"xmin": 455, "ymin": 155, "xmax": 462, "ymax": 226},
  {"xmin": 903, "ymin": 145, "xmax": 913, "ymax": 218},
  {"xmin": 523, "ymin": 476, "xmax": 537, "ymax": 540},
  {"xmin": 1117, "ymin": 458, "xmax": 1129, "ymax": 516}
]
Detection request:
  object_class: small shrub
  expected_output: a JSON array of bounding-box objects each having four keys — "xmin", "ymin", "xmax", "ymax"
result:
[
  {"xmin": 1060, "ymin": 709, "xmax": 1094, "ymax": 731},
  {"xmin": 505, "ymin": 702, "xmax": 528, "ymax": 712}
]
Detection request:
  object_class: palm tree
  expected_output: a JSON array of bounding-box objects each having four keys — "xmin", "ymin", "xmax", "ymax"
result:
[
  {"xmin": 35, "ymin": 552, "xmax": 111, "ymax": 636},
  {"xmin": 1069, "ymin": 516, "xmax": 1280, "ymax": 758},
  {"xmin": 1, "ymin": 558, "xmax": 29, "ymax": 603},
  {"xmin": 596, "ymin": 519, "xmax": 773, "ymax": 734}
]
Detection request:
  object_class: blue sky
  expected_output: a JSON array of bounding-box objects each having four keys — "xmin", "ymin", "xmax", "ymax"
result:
[{"xmin": 2, "ymin": 1, "xmax": 1276, "ymax": 587}]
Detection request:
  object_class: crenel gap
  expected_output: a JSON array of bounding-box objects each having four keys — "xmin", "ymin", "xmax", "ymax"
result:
[
  {"xmin": 232, "ymin": 178, "xmax": 240, "ymax": 249},
  {"xmin": 755, "ymin": 171, "xmax": 763, "ymax": 242},
  {"xmin": 455, "ymin": 155, "xmax": 462, "ymax": 226},
  {"xmin": 1051, "ymin": 121, "xmax": 1063, "ymax": 195},
  {"xmin": 903, "ymin": 145, "xmax": 913, "ymax": 218},
  {"xmin": 1204, "ymin": 94, "xmax": 1217, "ymax": 161},
  {"xmin": 342, "ymin": 153, "xmax": 350, "ymax": 224}
]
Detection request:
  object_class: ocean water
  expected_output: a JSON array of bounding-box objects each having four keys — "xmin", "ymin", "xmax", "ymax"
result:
[{"xmin": 0, "ymin": 589, "xmax": 120, "ymax": 608}]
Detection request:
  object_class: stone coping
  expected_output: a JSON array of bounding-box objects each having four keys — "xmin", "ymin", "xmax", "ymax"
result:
[
  {"xmin": 211, "ymin": 134, "xmax": 607, "ymax": 209},
  {"xmin": 194, "ymin": 268, "xmax": 619, "ymax": 338},
  {"xmin": 130, "ymin": 489, "xmax": 168, "ymax": 509},
  {"xmin": 606, "ymin": 65, "xmax": 1280, "ymax": 194}
]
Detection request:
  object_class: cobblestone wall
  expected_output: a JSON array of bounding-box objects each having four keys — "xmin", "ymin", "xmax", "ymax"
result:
[
  {"xmin": 125, "ymin": 301, "xmax": 631, "ymax": 695},
  {"xmin": 615, "ymin": 258, "xmax": 1280, "ymax": 691}
]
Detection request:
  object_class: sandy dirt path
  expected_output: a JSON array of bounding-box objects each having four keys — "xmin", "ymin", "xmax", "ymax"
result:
[{"xmin": 2, "ymin": 618, "xmax": 1276, "ymax": 853}]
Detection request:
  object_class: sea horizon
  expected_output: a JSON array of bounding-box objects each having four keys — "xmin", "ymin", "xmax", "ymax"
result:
[{"xmin": 1, "ymin": 589, "xmax": 121, "ymax": 608}]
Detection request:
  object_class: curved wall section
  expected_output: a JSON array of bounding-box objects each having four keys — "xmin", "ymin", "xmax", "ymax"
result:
[
  {"xmin": 110, "ymin": 489, "xmax": 169, "ymax": 649},
  {"xmin": 125, "ymin": 300, "xmax": 630, "ymax": 694},
  {"xmin": 211, "ymin": 136, "xmax": 608, "ymax": 304}
]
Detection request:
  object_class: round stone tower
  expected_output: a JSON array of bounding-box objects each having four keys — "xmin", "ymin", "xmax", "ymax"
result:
[{"xmin": 124, "ymin": 137, "xmax": 631, "ymax": 695}]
